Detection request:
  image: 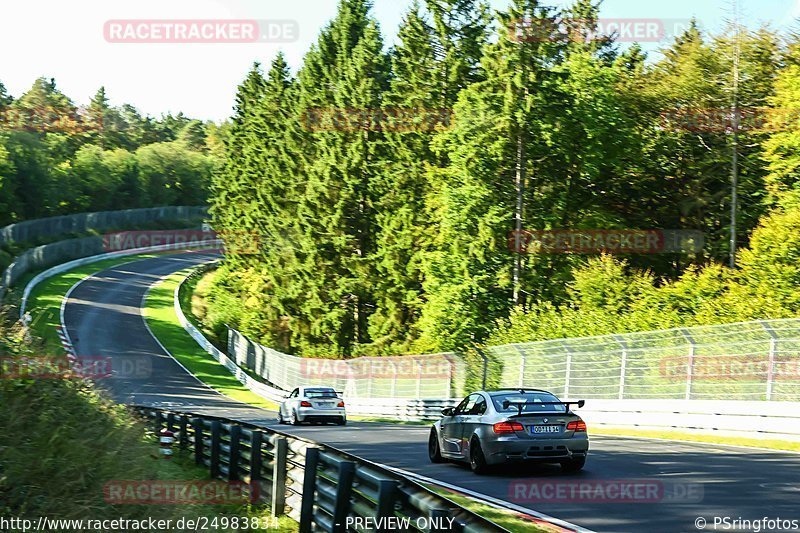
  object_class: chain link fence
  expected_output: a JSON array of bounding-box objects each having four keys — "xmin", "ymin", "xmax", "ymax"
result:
[
  {"xmin": 227, "ymin": 327, "xmax": 466, "ymax": 399},
  {"xmin": 488, "ymin": 319, "xmax": 800, "ymax": 402}
]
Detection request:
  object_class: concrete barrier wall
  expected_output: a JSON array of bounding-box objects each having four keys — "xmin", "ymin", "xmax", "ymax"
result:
[{"xmin": 579, "ymin": 399, "xmax": 800, "ymax": 442}]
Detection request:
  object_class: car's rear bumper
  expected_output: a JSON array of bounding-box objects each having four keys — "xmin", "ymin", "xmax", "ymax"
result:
[
  {"xmin": 483, "ymin": 435, "xmax": 589, "ymax": 465},
  {"xmin": 297, "ymin": 407, "xmax": 346, "ymax": 423}
]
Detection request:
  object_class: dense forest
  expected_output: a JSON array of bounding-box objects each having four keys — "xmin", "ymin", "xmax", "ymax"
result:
[
  {"xmin": 0, "ymin": 78, "xmax": 220, "ymax": 226},
  {"xmin": 201, "ymin": 0, "xmax": 800, "ymax": 357}
]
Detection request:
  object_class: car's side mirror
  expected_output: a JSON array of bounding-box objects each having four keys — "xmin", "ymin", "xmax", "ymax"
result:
[{"xmin": 441, "ymin": 407, "xmax": 455, "ymax": 417}]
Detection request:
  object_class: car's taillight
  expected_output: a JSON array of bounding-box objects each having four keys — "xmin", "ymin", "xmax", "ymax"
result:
[
  {"xmin": 300, "ymin": 401, "xmax": 312, "ymax": 407},
  {"xmin": 493, "ymin": 421, "xmax": 524, "ymax": 434},
  {"xmin": 337, "ymin": 401, "xmax": 345, "ymax": 407},
  {"xmin": 567, "ymin": 419, "xmax": 587, "ymax": 432}
]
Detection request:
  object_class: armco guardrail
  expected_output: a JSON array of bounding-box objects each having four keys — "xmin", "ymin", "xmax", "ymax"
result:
[
  {"xmin": 0, "ymin": 206, "xmax": 206, "ymax": 246},
  {"xmin": 489, "ymin": 319, "xmax": 800, "ymax": 402},
  {"xmin": 1, "ymin": 206, "xmax": 206, "ymax": 298},
  {"xmin": 175, "ymin": 267, "xmax": 460, "ymax": 420},
  {"xmin": 138, "ymin": 406, "xmax": 511, "ymax": 533}
]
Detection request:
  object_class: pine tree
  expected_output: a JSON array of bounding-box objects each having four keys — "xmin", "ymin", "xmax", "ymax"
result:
[{"xmin": 291, "ymin": 0, "xmax": 389, "ymax": 354}]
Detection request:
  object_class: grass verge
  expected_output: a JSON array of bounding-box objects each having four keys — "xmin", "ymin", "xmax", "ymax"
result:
[
  {"xmin": 143, "ymin": 270, "xmax": 279, "ymax": 411},
  {"xmin": 594, "ymin": 426, "xmax": 800, "ymax": 452}
]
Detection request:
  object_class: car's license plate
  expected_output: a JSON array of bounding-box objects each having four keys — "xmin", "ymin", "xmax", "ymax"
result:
[
  {"xmin": 318, "ymin": 402, "xmax": 334, "ymax": 408},
  {"xmin": 531, "ymin": 425, "xmax": 561, "ymax": 434}
]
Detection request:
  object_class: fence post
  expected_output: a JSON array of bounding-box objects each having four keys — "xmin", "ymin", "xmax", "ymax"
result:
[
  {"xmin": 271, "ymin": 437, "xmax": 288, "ymax": 517},
  {"xmin": 332, "ymin": 461, "xmax": 356, "ymax": 533},
  {"xmin": 179, "ymin": 415, "xmax": 189, "ymax": 449},
  {"xmin": 614, "ymin": 335, "xmax": 627, "ymax": 400},
  {"xmin": 299, "ymin": 447, "xmax": 320, "ymax": 533},
  {"xmin": 250, "ymin": 430, "xmax": 264, "ymax": 481},
  {"xmin": 166, "ymin": 412, "xmax": 175, "ymax": 432},
  {"xmin": 760, "ymin": 320, "xmax": 779, "ymax": 401},
  {"xmin": 681, "ymin": 329, "xmax": 696, "ymax": 400},
  {"xmin": 415, "ymin": 360, "xmax": 423, "ymax": 399},
  {"xmin": 512, "ymin": 345, "xmax": 527, "ymax": 388},
  {"xmin": 390, "ymin": 362, "xmax": 398, "ymax": 398},
  {"xmin": 192, "ymin": 418, "xmax": 203, "ymax": 465},
  {"xmin": 228, "ymin": 425, "xmax": 241, "ymax": 482},
  {"xmin": 375, "ymin": 479, "xmax": 399, "ymax": 533},
  {"xmin": 560, "ymin": 341, "xmax": 573, "ymax": 399},
  {"xmin": 210, "ymin": 421, "xmax": 221, "ymax": 478},
  {"xmin": 473, "ymin": 345, "xmax": 489, "ymax": 390}
]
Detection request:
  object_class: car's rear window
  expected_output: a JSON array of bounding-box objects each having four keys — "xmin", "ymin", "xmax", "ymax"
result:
[
  {"xmin": 491, "ymin": 392, "xmax": 565, "ymax": 413},
  {"xmin": 305, "ymin": 388, "xmax": 338, "ymax": 398}
]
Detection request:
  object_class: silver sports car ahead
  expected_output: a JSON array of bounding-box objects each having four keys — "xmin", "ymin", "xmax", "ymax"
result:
[
  {"xmin": 278, "ymin": 386, "xmax": 347, "ymax": 425},
  {"xmin": 428, "ymin": 389, "xmax": 588, "ymax": 474}
]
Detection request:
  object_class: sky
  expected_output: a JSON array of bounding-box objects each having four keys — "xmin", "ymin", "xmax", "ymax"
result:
[{"xmin": 0, "ymin": 0, "xmax": 797, "ymax": 122}]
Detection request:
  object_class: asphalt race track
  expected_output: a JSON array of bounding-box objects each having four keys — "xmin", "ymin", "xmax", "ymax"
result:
[{"xmin": 63, "ymin": 252, "xmax": 800, "ymax": 533}]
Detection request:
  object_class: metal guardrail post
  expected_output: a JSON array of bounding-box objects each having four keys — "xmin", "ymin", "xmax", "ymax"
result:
[
  {"xmin": 415, "ymin": 360, "xmax": 423, "ymax": 399},
  {"xmin": 560, "ymin": 341, "xmax": 573, "ymax": 399},
  {"xmin": 299, "ymin": 447, "xmax": 320, "ymax": 533},
  {"xmin": 228, "ymin": 425, "xmax": 242, "ymax": 481},
  {"xmin": 680, "ymin": 329, "xmax": 696, "ymax": 400},
  {"xmin": 332, "ymin": 461, "xmax": 356, "ymax": 533},
  {"xmin": 512, "ymin": 345, "xmax": 527, "ymax": 388},
  {"xmin": 250, "ymin": 430, "xmax": 264, "ymax": 481},
  {"xmin": 473, "ymin": 345, "xmax": 489, "ymax": 390},
  {"xmin": 179, "ymin": 415, "xmax": 189, "ymax": 449},
  {"xmin": 760, "ymin": 320, "xmax": 779, "ymax": 401},
  {"xmin": 210, "ymin": 421, "xmax": 221, "ymax": 478},
  {"xmin": 375, "ymin": 479, "xmax": 400, "ymax": 533},
  {"xmin": 192, "ymin": 418, "xmax": 203, "ymax": 465},
  {"xmin": 271, "ymin": 437, "xmax": 288, "ymax": 517},
  {"xmin": 166, "ymin": 412, "xmax": 175, "ymax": 432},
  {"xmin": 153, "ymin": 411, "xmax": 162, "ymax": 434},
  {"xmin": 614, "ymin": 334, "xmax": 627, "ymax": 400}
]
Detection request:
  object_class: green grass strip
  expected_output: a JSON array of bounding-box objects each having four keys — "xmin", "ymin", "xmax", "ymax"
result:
[{"xmin": 143, "ymin": 270, "xmax": 279, "ymax": 411}]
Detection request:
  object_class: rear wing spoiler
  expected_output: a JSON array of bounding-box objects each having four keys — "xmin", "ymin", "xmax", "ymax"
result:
[{"xmin": 502, "ymin": 399, "xmax": 586, "ymax": 417}]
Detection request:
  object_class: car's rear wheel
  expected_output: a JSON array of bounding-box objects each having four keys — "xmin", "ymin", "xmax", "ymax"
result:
[
  {"xmin": 428, "ymin": 428, "xmax": 443, "ymax": 463},
  {"xmin": 561, "ymin": 456, "xmax": 586, "ymax": 473},
  {"xmin": 289, "ymin": 409, "xmax": 299, "ymax": 426},
  {"xmin": 469, "ymin": 437, "xmax": 490, "ymax": 474},
  {"xmin": 337, "ymin": 417, "xmax": 346, "ymax": 426}
]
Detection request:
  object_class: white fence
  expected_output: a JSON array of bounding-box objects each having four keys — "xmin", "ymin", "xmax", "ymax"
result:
[
  {"xmin": 489, "ymin": 319, "xmax": 800, "ymax": 402},
  {"xmin": 226, "ymin": 328, "xmax": 466, "ymax": 400}
]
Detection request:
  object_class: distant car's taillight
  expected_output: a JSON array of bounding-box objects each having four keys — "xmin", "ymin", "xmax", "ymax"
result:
[
  {"xmin": 337, "ymin": 401, "xmax": 345, "ymax": 407},
  {"xmin": 300, "ymin": 401, "xmax": 312, "ymax": 407},
  {"xmin": 567, "ymin": 419, "xmax": 587, "ymax": 432},
  {"xmin": 493, "ymin": 421, "xmax": 524, "ymax": 434}
]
